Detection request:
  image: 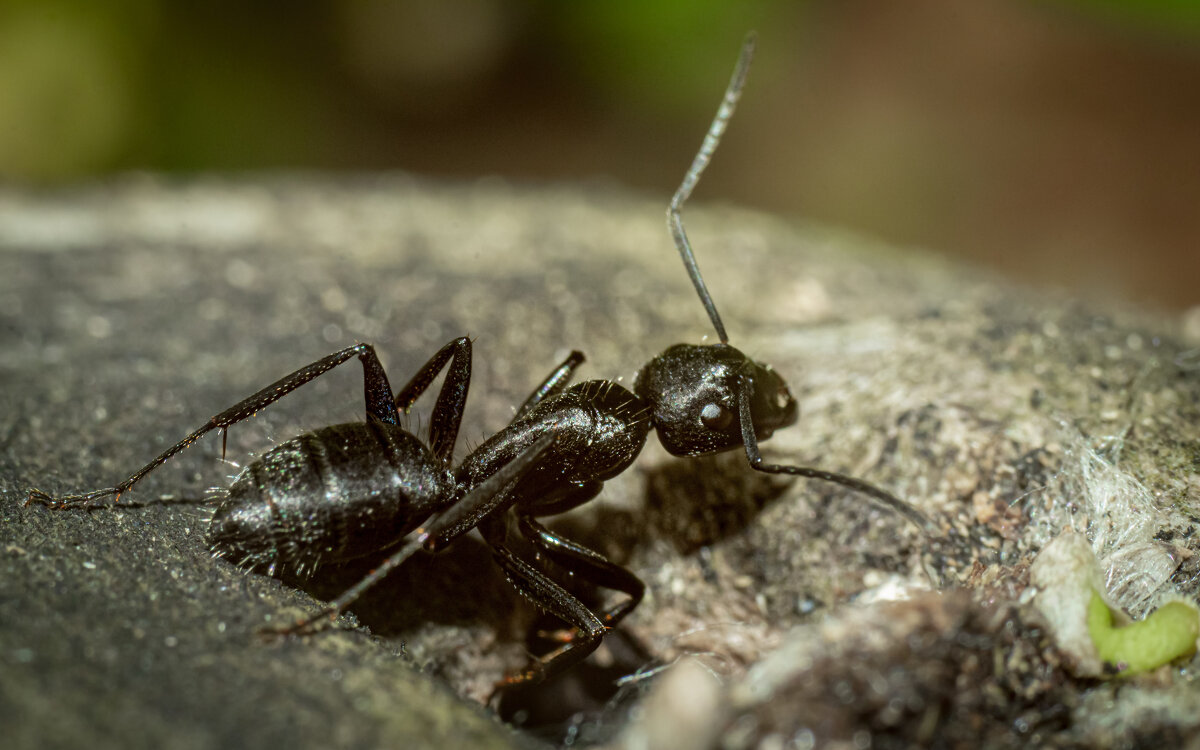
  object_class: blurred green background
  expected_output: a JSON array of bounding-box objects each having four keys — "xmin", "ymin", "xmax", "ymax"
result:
[{"xmin": 3, "ymin": 0, "xmax": 1199, "ymax": 310}]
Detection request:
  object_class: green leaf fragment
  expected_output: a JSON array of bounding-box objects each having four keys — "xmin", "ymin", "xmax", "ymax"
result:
[{"xmin": 1087, "ymin": 590, "xmax": 1199, "ymax": 676}]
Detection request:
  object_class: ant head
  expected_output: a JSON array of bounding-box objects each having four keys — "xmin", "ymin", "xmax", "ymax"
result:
[
  {"xmin": 644, "ymin": 36, "xmax": 799, "ymax": 456},
  {"xmin": 635, "ymin": 343, "xmax": 797, "ymax": 457}
]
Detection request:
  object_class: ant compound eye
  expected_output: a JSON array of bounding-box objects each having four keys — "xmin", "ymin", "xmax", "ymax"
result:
[
  {"xmin": 774, "ymin": 387, "xmax": 791, "ymax": 411},
  {"xmin": 700, "ymin": 402, "xmax": 733, "ymax": 431}
]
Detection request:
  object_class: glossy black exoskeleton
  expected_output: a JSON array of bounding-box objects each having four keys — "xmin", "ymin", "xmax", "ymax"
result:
[{"xmin": 26, "ymin": 33, "xmax": 930, "ymax": 692}]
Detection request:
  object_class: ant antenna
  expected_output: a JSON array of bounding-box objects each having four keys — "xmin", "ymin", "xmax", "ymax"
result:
[
  {"xmin": 668, "ymin": 32, "xmax": 756, "ymax": 346},
  {"xmin": 737, "ymin": 382, "xmax": 935, "ymax": 534}
]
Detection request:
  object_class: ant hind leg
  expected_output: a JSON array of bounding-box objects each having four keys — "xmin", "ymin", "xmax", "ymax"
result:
[{"xmin": 26, "ymin": 342, "xmax": 404, "ymax": 509}]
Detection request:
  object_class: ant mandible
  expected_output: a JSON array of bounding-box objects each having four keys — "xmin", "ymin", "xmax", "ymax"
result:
[{"xmin": 26, "ymin": 33, "xmax": 931, "ymax": 691}]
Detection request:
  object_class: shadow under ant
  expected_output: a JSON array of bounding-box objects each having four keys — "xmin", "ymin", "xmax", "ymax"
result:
[
  {"xmin": 36, "ymin": 491, "xmax": 216, "ymax": 511},
  {"xmin": 547, "ymin": 451, "xmax": 794, "ymax": 561},
  {"xmin": 275, "ymin": 534, "xmax": 518, "ymax": 636},
  {"xmin": 273, "ymin": 524, "xmax": 659, "ymax": 738}
]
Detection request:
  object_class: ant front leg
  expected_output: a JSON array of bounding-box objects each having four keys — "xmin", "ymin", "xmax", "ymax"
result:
[
  {"xmin": 483, "ymin": 522, "xmax": 608, "ymax": 694},
  {"xmin": 516, "ymin": 511, "xmax": 645, "ymax": 639},
  {"xmin": 476, "ymin": 489, "xmax": 644, "ymax": 692}
]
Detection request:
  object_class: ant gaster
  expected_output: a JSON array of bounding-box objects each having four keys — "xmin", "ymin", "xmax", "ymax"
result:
[{"xmin": 26, "ymin": 33, "xmax": 930, "ymax": 691}]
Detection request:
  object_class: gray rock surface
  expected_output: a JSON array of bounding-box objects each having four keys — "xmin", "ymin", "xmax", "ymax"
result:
[{"xmin": 2, "ymin": 174, "xmax": 1198, "ymax": 749}]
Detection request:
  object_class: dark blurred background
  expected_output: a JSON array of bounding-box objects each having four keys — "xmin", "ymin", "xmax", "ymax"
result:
[{"xmin": 3, "ymin": 0, "xmax": 1199, "ymax": 310}]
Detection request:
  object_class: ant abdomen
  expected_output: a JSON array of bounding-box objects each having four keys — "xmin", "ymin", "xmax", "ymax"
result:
[{"xmin": 208, "ymin": 422, "xmax": 453, "ymax": 574}]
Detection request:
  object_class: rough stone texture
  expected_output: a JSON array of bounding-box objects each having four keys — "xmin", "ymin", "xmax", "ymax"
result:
[{"xmin": 1, "ymin": 174, "xmax": 1198, "ymax": 749}]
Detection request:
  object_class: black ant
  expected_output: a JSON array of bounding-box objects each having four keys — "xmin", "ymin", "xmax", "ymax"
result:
[{"xmin": 25, "ymin": 33, "xmax": 930, "ymax": 692}]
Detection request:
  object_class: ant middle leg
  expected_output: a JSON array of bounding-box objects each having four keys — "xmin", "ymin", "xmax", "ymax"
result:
[{"xmin": 392, "ymin": 336, "xmax": 472, "ymax": 463}]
